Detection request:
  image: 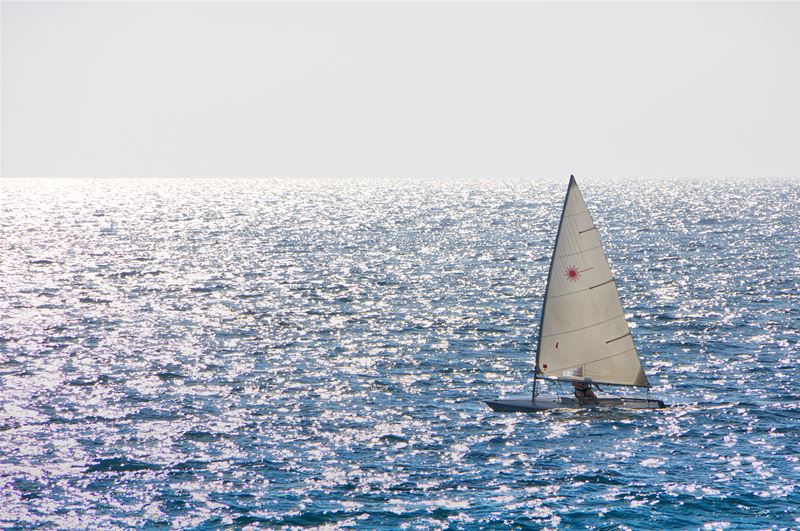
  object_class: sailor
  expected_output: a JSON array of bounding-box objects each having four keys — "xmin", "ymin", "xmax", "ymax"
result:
[{"xmin": 573, "ymin": 381, "xmax": 600, "ymax": 405}]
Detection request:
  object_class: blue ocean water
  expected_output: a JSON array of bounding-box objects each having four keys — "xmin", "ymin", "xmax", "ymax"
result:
[{"xmin": 0, "ymin": 177, "xmax": 798, "ymax": 528}]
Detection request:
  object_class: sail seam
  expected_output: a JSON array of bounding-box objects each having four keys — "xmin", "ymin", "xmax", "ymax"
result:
[
  {"xmin": 578, "ymin": 226, "xmax": 596, "ymax": 234},
  {"xmin": 543, "ymin": 348, "xmax": 637, "ymax": 374},
  {"xmin": 542, "ymin": 313, "xmax": 625, "ymax": 337},
  {"xmin": 562, "ymin": 210, "xmax": 589, "ymax": 220},
  {"xmin": 555, "ymin": 244, "xmax": 603, "ymax": 259},
  {"xmin": 547, "ymin": 280, "xmax": 617, "ymax": 299},
  {"xmin": 583, "ymin": 348, "xmax": 637, "ymax": 366}
]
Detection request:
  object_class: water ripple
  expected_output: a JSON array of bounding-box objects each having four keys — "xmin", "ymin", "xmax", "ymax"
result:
[{"xmin": 0, "ymin": 177, "xmax": 798, "ymax": 527}]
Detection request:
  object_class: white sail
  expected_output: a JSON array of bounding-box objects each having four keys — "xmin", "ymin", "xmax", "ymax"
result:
[{"xmin": 536, "ymin": 176, "xmax": 649, "ymax": 387}]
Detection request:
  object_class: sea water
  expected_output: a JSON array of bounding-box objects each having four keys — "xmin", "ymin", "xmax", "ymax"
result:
[{"xmin": 0, "ymin": 177, "xmax": 797, "ymax": 528}]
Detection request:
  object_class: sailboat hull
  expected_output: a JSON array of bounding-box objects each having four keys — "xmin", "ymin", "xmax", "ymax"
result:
[
  {"xmin": 485, "ymin": 395, "xmax": 667, "ymax": 412},
  {"xmin": 484, "ymin": 178, "xmax": 669, "ymax": 414}
]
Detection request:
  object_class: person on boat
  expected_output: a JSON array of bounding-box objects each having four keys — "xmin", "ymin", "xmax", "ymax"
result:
[{"xmin": 573, "ymin": 381, "xmax": 601, "ymax": 405}]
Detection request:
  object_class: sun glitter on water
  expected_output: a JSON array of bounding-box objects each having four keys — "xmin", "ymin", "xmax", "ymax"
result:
[{"xmin": 0, "ymin": 177, "xmax": 798, "ymax": 528}]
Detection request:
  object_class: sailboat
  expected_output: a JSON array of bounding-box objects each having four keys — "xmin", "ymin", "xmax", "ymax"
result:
[{"xmin": 486, "ymin": 176, "xmax": 666, "ymax": 412}]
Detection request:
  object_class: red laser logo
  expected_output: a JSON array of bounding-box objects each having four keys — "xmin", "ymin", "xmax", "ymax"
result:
[{"xmin": 565, "ymin": 266, "xmax": 593, "ymax": 282}]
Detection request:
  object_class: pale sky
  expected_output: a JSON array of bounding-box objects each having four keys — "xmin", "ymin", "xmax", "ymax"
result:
[{"xmin": 2, "ymin": 1, "xmax": 799, "ymax": 179}]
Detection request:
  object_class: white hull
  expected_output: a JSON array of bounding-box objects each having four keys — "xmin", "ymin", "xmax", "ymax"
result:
[{"xmin": 485, "ymin": 394, "xmax": 667, "ymax": 412}]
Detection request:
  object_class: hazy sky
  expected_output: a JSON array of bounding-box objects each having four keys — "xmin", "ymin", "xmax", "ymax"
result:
[{"xmin": 2, "ymin": 1, "xmax": 799, "ymax": 178}]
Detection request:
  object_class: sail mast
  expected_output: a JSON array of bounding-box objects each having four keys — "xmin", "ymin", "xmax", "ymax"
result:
[{"xmin": 533, "ymin": 175, "xmax": 576, "ymax": 401}]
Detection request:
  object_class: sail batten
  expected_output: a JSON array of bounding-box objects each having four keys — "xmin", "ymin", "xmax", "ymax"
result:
[{"xmin": 536, "ymin": 176, "xmax": 650, "ymax": 388}]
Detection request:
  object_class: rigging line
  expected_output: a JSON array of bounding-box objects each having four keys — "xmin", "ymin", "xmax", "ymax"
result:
[{"xmin": 541, "ymin": 312, "xmax": 626, "ymax": 337}]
